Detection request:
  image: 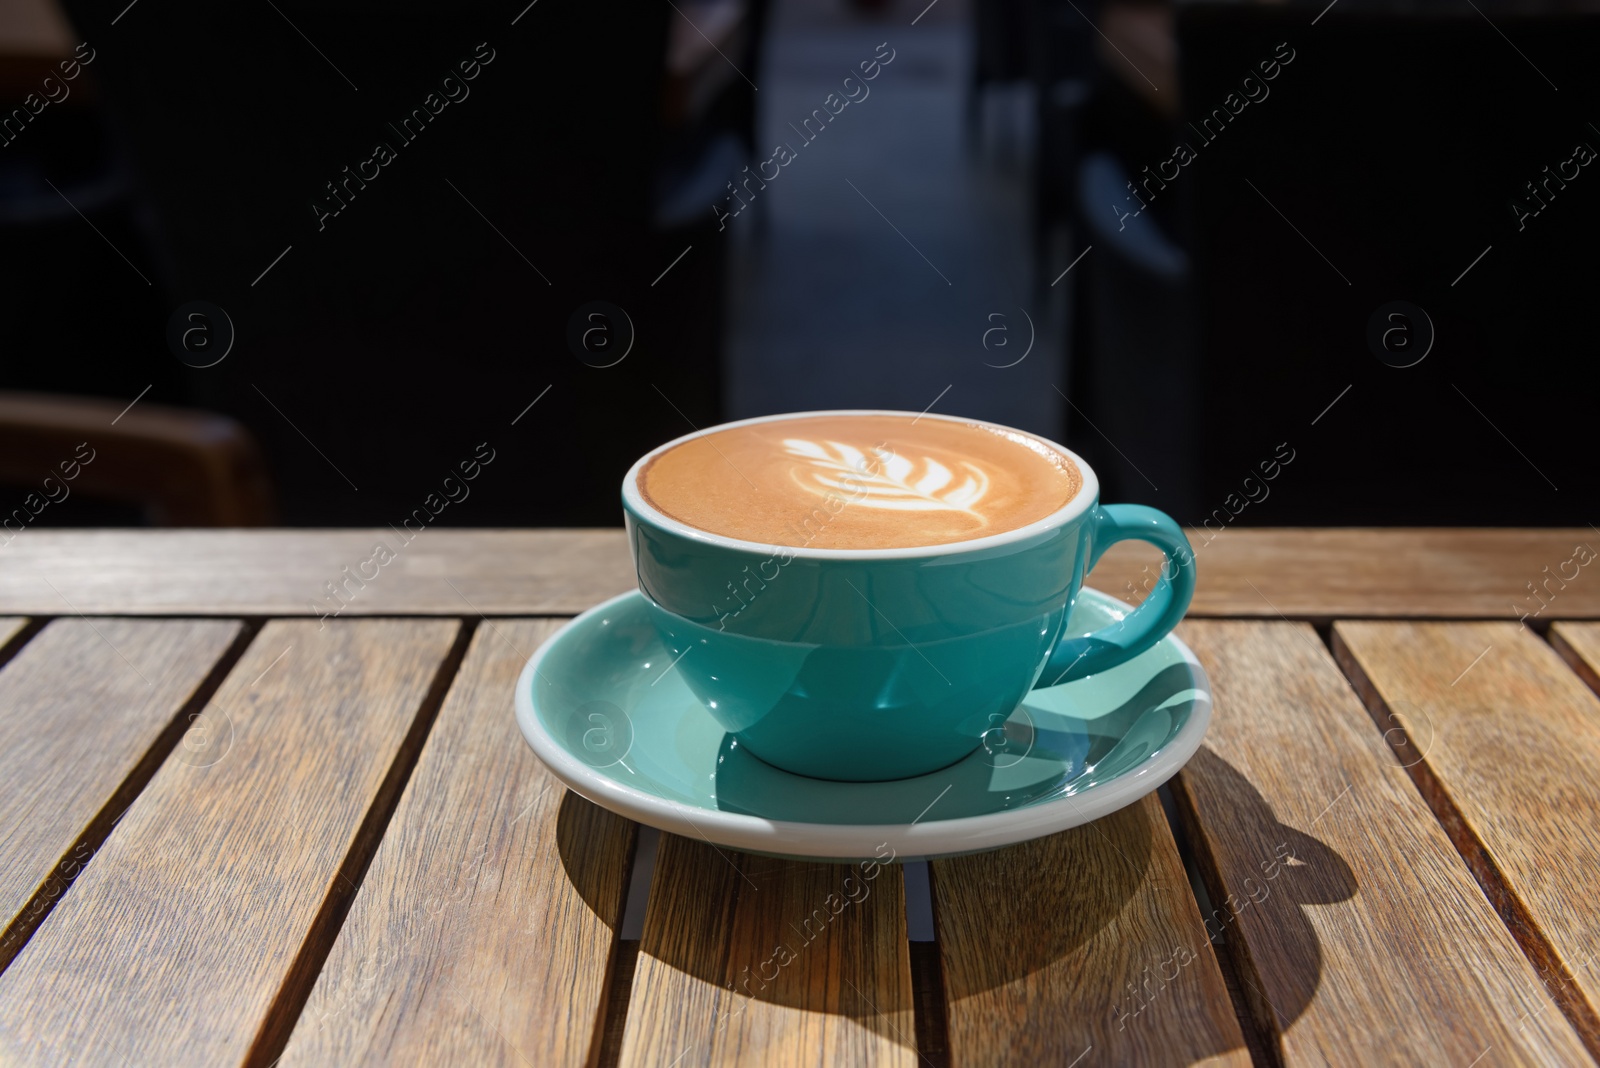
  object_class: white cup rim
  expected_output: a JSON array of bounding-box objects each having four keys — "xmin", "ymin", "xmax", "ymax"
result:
[{"xmin": 621, "ymin": 409, "xmax": 1101, "ymax": 561}]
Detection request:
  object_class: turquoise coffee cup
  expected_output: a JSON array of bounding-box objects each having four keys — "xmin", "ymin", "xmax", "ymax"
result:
[{"xmin": 622, "ymin": 410, "xmax": 1196, "ymax": 782}]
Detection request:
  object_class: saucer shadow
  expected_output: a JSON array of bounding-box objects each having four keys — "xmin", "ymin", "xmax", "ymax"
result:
[
  {"xmin": 628, "ymin": 834, "xmax": 920, "ymax": 1054},
  {"xmin": 1172, "ymin": 747, "xmax": 1358, "ymax": 1045},
  {"xmin": 927, "ymin": 747, "xmax": 1355, "ymax": 1064},
  {"xmin": 554, "ymin": 790, "xmax": 640, "ymax": 931},
  {"xmin": 933, "ymin": 793, "xmax": 1154, "ymax": 985},
  {"xmin": 554, "ymin": 789, "xmax": 915, "ymax": 1054},
  {"xmin": 625, "ymin": 662, "xmax": 1203, "ymax": 1061}
]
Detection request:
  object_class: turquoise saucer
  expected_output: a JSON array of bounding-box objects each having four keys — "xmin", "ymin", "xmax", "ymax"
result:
[{"xmin": 513, "ymin": 588, "xmax": 1211, "ymax": 860}]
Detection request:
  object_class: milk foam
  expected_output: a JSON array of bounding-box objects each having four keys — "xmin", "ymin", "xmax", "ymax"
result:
[
  {"xmin": 638, "ymin": 413, "xmax": 1083, "ymax": 550},
  {"xmin": 783, "ymin": 438, "xmax": 993, "ymax": 519}
]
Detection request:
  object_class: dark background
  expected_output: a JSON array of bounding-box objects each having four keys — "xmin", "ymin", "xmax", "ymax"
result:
[{"xmin": 2, "ymin": 0, "xmax": 1595, "ymax": 529}]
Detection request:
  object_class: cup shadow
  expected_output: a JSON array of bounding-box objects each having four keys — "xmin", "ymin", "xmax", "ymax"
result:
[
  {"xmin": 545, "ymin": 665, "xmax": 1349, "ymax": 1061},
  {"xmin": 927, "ymin": 746, "xmax": 1355, "ymax": 1064},
  {"xmin": 1173, "ymin": 747, "xmax": 1359, "ymax": 1049},
  {"xmin": 934, "ymin": 794, "xmax": 1155, "ymax": 988}
]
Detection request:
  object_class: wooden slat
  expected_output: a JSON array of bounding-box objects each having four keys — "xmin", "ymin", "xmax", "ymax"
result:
[
  {"xmin": 276, "ymin": 620, "xmax": 636, "ymax": 1067},
  {"xmin": 932, "ymin": 793, "xmax": 1249, "ymax": 1066},
  {"xmin": 1335, "ymin": 620, "xmax": 1600, "ymax": 1055},
  {"xmin": 0, "ymin": 619, "xmax": 243, "ymax": 969},
  {"xmin": 619, "ymin": 836, "xmax": 915, "ymax": 1067},
  {"xmin": 1172, "ymin": 621, "xmax": 1589, "ymax": 1064},
  {"xmin": 1551, "ymin": 622, "xmax": 1600, "ymax": 696},
  {"xmin": 0, "ymin": 529, "xmax": 1596, "ymax": 619},
  {"xmin": 0, "ymin": 530, "xmax": 630, "ymax": 616},
  {"xmin": 0, "ymin": 619, "xmax": 461, "ymax": 1067}
]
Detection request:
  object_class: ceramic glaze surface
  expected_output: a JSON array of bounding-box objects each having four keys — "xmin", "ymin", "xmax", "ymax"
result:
[
  {"xmin": 513, "ymin": 588, "xmax": 1212, "ymax": 860},
  {"xmin": 622, "ymin": 411, "xmax": 1197, "ymax": 781}
]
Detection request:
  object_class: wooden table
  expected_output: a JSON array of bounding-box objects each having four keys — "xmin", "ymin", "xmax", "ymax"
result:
[{"xmin": 1, "ymin": 529, "xmax": 1598, "ymax": 1066}]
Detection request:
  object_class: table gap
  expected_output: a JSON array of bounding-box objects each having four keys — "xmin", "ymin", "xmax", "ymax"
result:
[
  {"xmin": 1325, "ymin": 625, "xmax": 1600, "ymax": 1061},
  {"xmin": 0, "ymin": 617, "xmax": 46, "ymax": 674},
  {"xmin": 592, "ymin": 815, "xmax": 650, "ymax": 1068},
  {"xmin": 1547, "ymin": 627, "xmax": 1600, "ymax": 699},
  {"xmin": 900, "ymin": 866, "xmax": 953, "ymax": 1064},
  {"xmin": 618, "ymin": 825, "xmax": 659, "ymax": 941},
  {"xmin": 907, "ymin": 940, "xmax": 951, "ymax": 1067},
  {"xmin": 595, "ymin": 939, "xmax": 641, "ymax": 1068},
  {"xmin": 0, "ymin": 617, "xmax": 260, "ymax": 978},
  {"xmin": 916, "ymin": 863, "xmax": 958, "ymax": 1068},
  {"xmin": 243, "ymin": 617, "xmax": 477, "ymax": 1068},
  {"xmin": 902, "ymin": 860, "xmax": 934, "ymax": 942},
  {"xmin": 1158, "ymin": 783, "xmax": 1283, "ymax": 1068}
]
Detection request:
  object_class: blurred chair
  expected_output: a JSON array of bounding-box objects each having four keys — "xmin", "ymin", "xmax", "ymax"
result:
[
  {"xmin": 1028, "ymin": 0, "xmax": 1100, "ymax": 289},
  {"xmin": 0, "ymin": 1, "xmax": 174, "ymax": 408},
  {"xmin": 968, "ymin": 0, "xmax": 1034, "ymax": 145},
  {"xmin": 652, "ymin": 0, "xmax": 768, "ymax": 426},
  {"xmin": 1064, "ymin": 152, "xmax": 1199, "ymax": 518},
  {"xmin": 0, "ymin": 392, "xmax": 274, "ymax": 525},
  {"xmin": 655, "ymin": 0, "xmax": 769, "ymax": 235}
]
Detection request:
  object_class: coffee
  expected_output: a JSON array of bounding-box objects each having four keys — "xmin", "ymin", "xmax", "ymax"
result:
[{"xmin": 638, "ymin": 413, "xmax": 1083, "ymax": 549}]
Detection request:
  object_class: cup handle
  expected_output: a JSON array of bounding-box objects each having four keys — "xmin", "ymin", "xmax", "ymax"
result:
[{"xmin": 1033, "ymin": 503, "xmax": 1196, "ymax": 688}]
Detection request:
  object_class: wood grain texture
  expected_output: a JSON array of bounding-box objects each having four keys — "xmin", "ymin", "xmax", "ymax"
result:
[
  {"xmin": 932, "ymin": 792, "xmax": 1249, "ymax": 1067},
  {"xmin": 1335, "ymin": 620, "xmax": 1600, "ymax": 1057},
  {"xmin": 619, "ymin": 836, "xmax": 915, "ymax": 1067},
  {"xmin": 0, "ymin": 530, "xmax": 629, "ymax": 616},
  {"xmin": 276, "ymin": 620, "xmax": 636, "ymax": 1067},
  {"xmin": 1172, "ymin": 621, "xmax": 1589, "ymax": 1065},
  {"xmin": 1, "ymin": 529, "xmax": 1597, "ymax": 618},
  {"xmin": 0, "ymin": 619, "xmax": 460, "ymax": 1067},
  {"xmin": 0, "ymin": 618, "xmax": 243, "ymax": 970}
]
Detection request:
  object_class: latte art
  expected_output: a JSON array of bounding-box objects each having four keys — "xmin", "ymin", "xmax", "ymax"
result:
[
  {"xmin": 783, "ymin": 438, "xmax": 992, "ymax": 517},
  {"xmin": 638, "ymin": 413, "xmax": 1083, "ymax": 550}
]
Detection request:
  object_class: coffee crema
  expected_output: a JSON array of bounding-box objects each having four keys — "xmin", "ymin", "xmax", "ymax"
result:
[{"xmin": 637, "ymin": 413, "xmax": 1083, "ymax": 549}]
